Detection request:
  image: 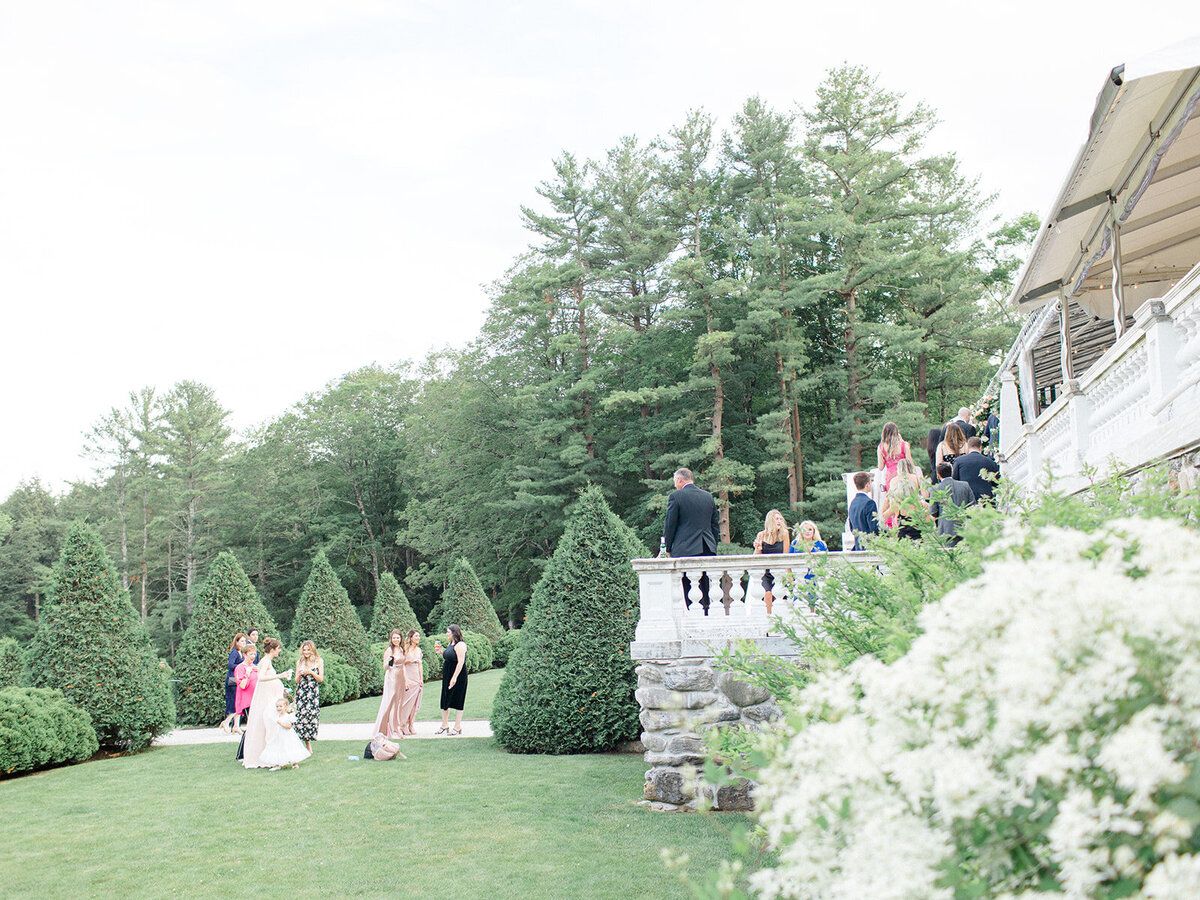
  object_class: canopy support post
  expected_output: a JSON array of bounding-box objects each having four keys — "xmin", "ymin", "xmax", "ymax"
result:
[
  {"xmin": 1058, "ymin": 292, "xmax": 1074, "ymax": 382},
  {"xmin": 1110, "ymin": 195, "xmax": 1126, "ymax": 339}
]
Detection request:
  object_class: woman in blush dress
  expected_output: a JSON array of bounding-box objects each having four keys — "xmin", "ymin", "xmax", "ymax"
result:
[
  {"xmin": 437, "ymin": 624, "xmax": 468, "ymax": 736},
  {"xmin": 374, "ymin": 630, "xmax": 406, "ymax": 739},
  {"xmin": 242, "ymin": 638, "xmax": 292, "ymax": 769},
  {"xmin": 220, "ymin": 633, "xmax": 248, "ymax": 734},
  {"xmin": 397, "ymin": 629, "xmax": 424, "ymax": 736},
  {"xmin": 293, "ymin": 640, "xmax": 323, "ymax": 753}
]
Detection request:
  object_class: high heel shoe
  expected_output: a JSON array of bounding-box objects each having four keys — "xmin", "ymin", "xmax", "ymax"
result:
[{"xmin": 435, "ymin": 726, "xmax": 450, "ymax": 735}]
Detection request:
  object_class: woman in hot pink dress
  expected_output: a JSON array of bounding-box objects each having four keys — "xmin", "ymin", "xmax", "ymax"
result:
[
  {"xmin": 876, "ymin": 422, "xmax": 912, "ymax": 528},
  {"xmin": 397, "ymin": 629, "xmax": 424, "ymax": 736},
  {"xmin": 373, "ymin": 630, "xmax": 405, "ymax": 739},
  {"xmin": 234, "ymin": 647, "xmax": 258, "ymax": 727}
]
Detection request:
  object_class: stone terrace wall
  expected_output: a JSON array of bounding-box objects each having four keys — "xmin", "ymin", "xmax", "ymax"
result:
[{"xmin": 636, "ymin": 646, "xmax": 795, "ymax": 812}]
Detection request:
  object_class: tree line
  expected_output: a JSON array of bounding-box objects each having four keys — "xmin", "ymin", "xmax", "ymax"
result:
[{"xmin": 0, "ymin": 66, "xmax": 1035, "ymax": 653}]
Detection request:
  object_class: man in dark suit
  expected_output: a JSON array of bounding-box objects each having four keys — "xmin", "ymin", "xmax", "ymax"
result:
[
  {"xmin": 939, "ymin": 407, "xmax": 977, "ymax": 444},
  {"xmin": 847, "ymin": 471, "xmax": 879, "ymax": 551},
  {"xmin": 662, "ymin": 468, "xmax": 720, "ymax": 608},
  {"xmin": 952, "ymin": 437, "xmax": 1001, "ymax": 503},
  {"xmin": 930, "ymin": 462, "xmax": 975, "ymax": 544}
]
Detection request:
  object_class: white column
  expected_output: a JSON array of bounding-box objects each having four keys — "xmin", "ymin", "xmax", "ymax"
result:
[
  {"xmin": 1135, "ymin": 299, "xmax": 1179, "ymax": 423},
  {"xmin": 1018, "ymin": 346, "xmax": 1039, "ymax": 424},
  {"xmin": 999, "ymin": 369, "xmax": 1021, "ymax": 455},
  {"xmin": 841, "ymin": 472, "xmax": 857, "ymax": 549},
  {"xmin": 1111, "ymin": 198, "xmax": 1126, "ymax": 340}
]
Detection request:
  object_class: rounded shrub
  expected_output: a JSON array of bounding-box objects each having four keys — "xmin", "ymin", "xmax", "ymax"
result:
[
  {"xmin": 417, "ymin": 637, "xmax": 441, "ymax": 682},
  {"xmin": 172, "ymin": 552, "xmax": 279, "ymax": 725},
  {"xmin": 0, "ymin": 638, "xmax": 22, "ymax": 690},
  {"xmin": 0, "ymin": 686, "xmax": 99, "ymax": 776},
  {"xmin": 369, "ymin": 572, "xmax": 421, "ymax": 643},
  {"xmin": 291, "ymin": 551, "xmax": 377, "ymax": 697},
  {"xmin": 430, "ymin": 557, "xmax": 504, "ymax": 645},
  {"xmin": 493, "ymin": 629, "xmax": 522, "ymax": 667},
  {"xmin": 459, "ymin": 629, "xmax": 494, "ymax": 674},
  {"xmin": 492, "ymin": 487, "xmax": 641, "ymax": 754},
  {"xmin": 25, "ymin": 523, "xmax": 174, "ymax": 750}
]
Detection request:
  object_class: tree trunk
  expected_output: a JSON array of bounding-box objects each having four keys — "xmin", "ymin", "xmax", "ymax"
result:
[
  {"xmin": 140, "ymin": 486, "xmax": 150, "ymax": 622},
  {"xmin": 917, "ymin": 350, "xmax": 928, "ymax": 404},
  {"xmin": 775, "ymin": 352, "xmax": 800, "ymax": 507},
  {"xmin": 843, "ymin": 286, "xmax": 864, "ymax": 468},
  {"xmin": 118, "ymin": 476, "xmax": 129, "ymax": 594},
  {"xmin": 185, "ymin": 493, "xmax": 197, "ymax": 611},
  {"xmin": 351, "ymin": 476, "xmax": 382, "ymax": 594}
]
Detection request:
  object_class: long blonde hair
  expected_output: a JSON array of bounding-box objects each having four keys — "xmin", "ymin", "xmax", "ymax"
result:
[
  {"xmin": 797, "ymin": 520, "xmax": 822, "ymax": 543},
  {"xmin": 944, "ymin": 423, "xmax": 966, "ymax": 456},
  {"xmin": 762, "ymin": 509, "xmax": 789, "ymax": 545},
  {"xmin": 880, "ymin": 422, "xmax": 902, "ymax": 458},
  {"xmin": 298, "ymin": 639, "xmax": 321, "ymax": 669}
]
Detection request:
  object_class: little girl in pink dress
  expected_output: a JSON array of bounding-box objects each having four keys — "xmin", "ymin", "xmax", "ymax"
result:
[{"xmin": 260, "ymin": 698, "xmax": 312, "ymax": 770}]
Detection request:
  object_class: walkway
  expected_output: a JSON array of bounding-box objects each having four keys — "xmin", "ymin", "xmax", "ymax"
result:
[{"xmin": 155, "ymin": 719, "xmax": 493, "ymax": 746}]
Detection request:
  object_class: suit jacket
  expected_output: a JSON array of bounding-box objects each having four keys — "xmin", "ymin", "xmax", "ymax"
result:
[
  {"xmin": 952, "ymin": 451, "xmax": 1000, "ymax": 500},
  {"xmin": 929, "ymin": 477, "xmax": 975, "ymax": 536},
  {"xmin": 847, "ymin": 492, "xmax": 879, "ymax": 550},
  {"xmin": 939, "ymin": 417, "xmax": 977, "ymax": 444},
  {"xmin": 663, "ymin": 483, "xmax": 720, "ymax": 557}
]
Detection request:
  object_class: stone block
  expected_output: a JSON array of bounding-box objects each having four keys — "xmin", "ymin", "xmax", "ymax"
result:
[
  {"xmin": 640, "ymin": 709, "xmax": 686, "ymax": 732},
  {"xmin": 637, "ymin": 687, "xmax": 719, "ymax": 711},
  {"xmin": 663, "ymin": 665, "xmax": 715, "ymax": 692},
  {"xmin": 691, "ymin": 702, "xmax": 741, "ymax": 725},
  {"xmin": 715, "ymin": 780, "xmax": 754, "ymax": 811},
  {"xmin": 643, "ymin": 767, "xmax": 693, "ymax": 805},
  {"xmin": 637, "ymin": 664, "xmax": 665, "ymax": 684},
  {"xmin": 644, "ymin": 750, "xmax": 704, "ymax": 767},
  {"xmin": 640, "ymin": 732, "xmax": 667, "ymax": 753},
  {"xmin": 667, "ymin": 734, "xmax": 707, "ymax": 756},
  {"xmin": 717, "ymin": 672, "xmax": 771, "ymax": 708},
  {"xmin": 741, "ymin": 701, "xmax": 781, "ymax": 723}
]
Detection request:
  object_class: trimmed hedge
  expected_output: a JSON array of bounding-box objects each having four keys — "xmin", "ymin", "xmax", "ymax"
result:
[
  {"xmin": 493, "ymin": 629, "xmax": 522, "ymax": 667},
  {"xmin": 25, "ymin": 523, "xmax": 174, "ymax": 750},
  {"xmin": 430, "ymin": 558, "xmax": 504, "ymax": 645},
  {"xmin": 369, "ymin": 572, "xmax": 421, "ymax": 643},
  {"xmin": 461, "ymin": 630, "xmax": 494, "ymax": 673},
  {"xmin": 173, "ymin": 552, "xmax": 279, "ymax": 725},
  {"xmin": 291, "ymin": 551, "xmax": 377, "ymax": 697},
  {"xmin": 492, "ymin": 487, "xmax": 641, "ymax": 754},
  {"xmin": 0, "ymin": 686, "xmax": 99, "ymax": 776},
  {"xmin": 276, "ymin": 648, "xmax": 359, "ymax": 706},
  {"xmin": 0, "ymin": 638, "xmax": 22, "ymax": 690}
]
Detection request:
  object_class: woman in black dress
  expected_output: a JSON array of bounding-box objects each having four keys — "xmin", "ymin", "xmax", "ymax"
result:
[
  {"xmin": 219, "ymin": 633, "xmax": 247, "ymax": 734},
  {"xmin": 753, "ymin": 510, "xmax": 790, "ymax": 614},
  {"xmin": 436, "ymin": 624, "xmax": 468, "ymax": 736}
]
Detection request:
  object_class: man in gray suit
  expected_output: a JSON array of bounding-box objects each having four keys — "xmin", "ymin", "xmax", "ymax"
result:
[
  {"xmin": 662, "ymin": 468, "xmax": 720, "ymax": 608},
  {"xmin": 929, "ymin": 462, "xmax": 975, "ymax": 545}
]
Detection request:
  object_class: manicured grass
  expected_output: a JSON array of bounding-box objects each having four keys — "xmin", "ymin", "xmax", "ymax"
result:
[
  {"xmin": 0, "ymin": 739, "xmax": 743, "ymax": 898},
  {"xmin": 320, "ymin": 667, "xmax": 503, "ymax": 724}
]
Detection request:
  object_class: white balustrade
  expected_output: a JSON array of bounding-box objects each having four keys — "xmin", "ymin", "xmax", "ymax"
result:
[
  {"xmin": 630, "ymin": 552, "xmax": 884, "ymax": 659},
  {"xmin": 1000, "ymin": 259, "xmax": 1200, "ymax": 494}
]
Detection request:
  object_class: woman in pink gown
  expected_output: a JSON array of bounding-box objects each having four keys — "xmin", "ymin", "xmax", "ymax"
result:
[
  {"xmin": 397, "ymin": 629, "xmax": 424, "ymax": 736},
  {"xmin": 876, "ymin": 422, "xmax": 912, "ymax": 528},
  {"xmin": 374, "ymin": 630, "xmax": 405, "ymax": 739}
]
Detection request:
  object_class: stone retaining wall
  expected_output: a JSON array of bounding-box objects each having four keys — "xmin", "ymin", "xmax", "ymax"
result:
[{"xmin": 636, "ymin": 654, "xmax": 794, "ymax": 811}]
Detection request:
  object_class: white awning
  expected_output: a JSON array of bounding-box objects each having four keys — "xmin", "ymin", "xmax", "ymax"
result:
[{"xmin": 1012, "ymin": 37, "xmax": 1200, "ymax": 318}]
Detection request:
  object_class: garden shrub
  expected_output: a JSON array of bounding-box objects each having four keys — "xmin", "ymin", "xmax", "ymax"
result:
[
  {"xmin": 25, "ymin": 522, "xmax": 174, "ymax": 750},
  {"xmin": 493, "ymin": 629, "xmax": 522, "ymax": 667},
  {"xmin": 368, "ymin": 572, "xmax": 420, "ymax": 642},
  {"xmin": 460, "ymin": 629, "xmax": 493, "ymax": 674},
  {"xmin": 291, "ymin": 551, "xmax": 377, "ymax": 697},
  {"xmin": 277, "ymin": 648, "xmax": 359, "ymax": 706},
  {"xmin": 492, "ymin": 486, "xmax": 640, "ymax": 754},
  {"xmin": 428, "ymin": 557, "xmax": 504, "ymax": 645},
  {"xmin": 0, "ymin": 638, "xmax": 22, "ymax": 690},
  {"xmin": 0, "ymin": 686, "xmax": 99, "ymax": 776},
  {"xmin": 172, "ymin": 552, "xmax": 279, "ymax": 724}
]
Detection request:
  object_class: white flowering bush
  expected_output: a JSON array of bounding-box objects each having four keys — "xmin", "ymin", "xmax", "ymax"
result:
[{"xmin": 752, "ymin": 516, "xmax": 1200, "ymax": 900}]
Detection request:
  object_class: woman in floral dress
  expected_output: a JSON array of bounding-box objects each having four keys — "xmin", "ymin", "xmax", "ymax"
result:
[{"xmin": 293, "ymin": 640, "xmax": 323, "ymax": 752}]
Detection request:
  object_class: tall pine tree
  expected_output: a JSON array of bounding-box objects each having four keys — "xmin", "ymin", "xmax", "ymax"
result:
[{"xmin": 369, "ymin": 571, "xmax": 421, "ymax": 641}]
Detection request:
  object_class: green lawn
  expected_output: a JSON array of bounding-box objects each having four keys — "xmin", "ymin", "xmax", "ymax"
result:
[
  {"xmin": 320, "ymin": 667, "xmax": 503, "ymax": 724},
  {"xmin": 0, "ymin": 739, "xmax": 743, "ymax": 898}
]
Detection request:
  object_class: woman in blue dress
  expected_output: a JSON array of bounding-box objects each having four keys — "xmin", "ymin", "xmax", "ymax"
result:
[
  {"xmin": 791, "ymin": 521, "xmax": 828, "ymax": 603},
  {"xmin": 220, "ymin": 633, "xmax": 248, "ymax": 734}
]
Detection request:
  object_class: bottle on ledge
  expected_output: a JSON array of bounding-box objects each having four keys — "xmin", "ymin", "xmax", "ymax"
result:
[{"xmin": 658, "ymin": 536, "xmax": 668, "ymax": 558}]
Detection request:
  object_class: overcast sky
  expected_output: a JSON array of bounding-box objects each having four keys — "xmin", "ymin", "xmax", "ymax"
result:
[{"xmin": 1, "ymin": 1, "xmax": 1195, "ymax": 498}]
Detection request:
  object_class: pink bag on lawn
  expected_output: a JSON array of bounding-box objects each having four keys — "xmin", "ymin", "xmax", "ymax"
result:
[{"xmin": 370, "ymin": 732, "xmax": 404, "ymax": 761}]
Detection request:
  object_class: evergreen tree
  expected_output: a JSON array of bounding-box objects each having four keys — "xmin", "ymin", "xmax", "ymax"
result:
[
  {"xmin": 172, "ymin": 551, "xmax": 279, "ymax": 724},
  {"xmin": 430, "ymin": 557, "xmax": 504, "ymax": 645},
  {"xmin": 291, "ymin": 550, "xmax": 375, "ymax": 693},
  {"xmin": 25, "ymin": 522, "xmax": 174, "ymax": 749},
  {"xmin": 369, "ymin": 571, "xmax": 420, "ymax": 641},
  {"xmin": 492, "ymin": 487, "xmax": 640, "ymax": 753}
]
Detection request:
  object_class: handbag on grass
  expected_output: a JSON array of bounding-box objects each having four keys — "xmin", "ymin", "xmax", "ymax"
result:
[{"xmin": 368, "ymin": 733, "xmax": 405, "ymax": 761}]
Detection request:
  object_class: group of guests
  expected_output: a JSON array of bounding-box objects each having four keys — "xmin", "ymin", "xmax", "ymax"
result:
[
  {"xmin": 751, "ymin": 510, "xmax": 828, "ymax": 612},
  {"xmin": 849, "ymin": 409, "xmax": 1000, "ymax": 549},
  {"xmin": 218, "ymin": 622, "xmax": 473, "ymax": 771}
]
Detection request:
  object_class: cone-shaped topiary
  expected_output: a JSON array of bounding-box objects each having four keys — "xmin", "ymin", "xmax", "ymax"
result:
[
  {"xmin": 369, "ymin": 572, "xmax": 421, "ymax": 642},
  {"xmin": 291, "ymin": 550, "xmax": 376, "ymax": 695},
  {"xmin": 431, "ymin": 557, "xmax": 504, "ymax": 645},
  {"xmin": 492, "ymin": 486, "xmax": 641, "ymax": 754},
  {"xmin": 172, "ymin": 552, "xmax": 279, "ymax": 724},
  {"xmin": 25, "ymin": 522, "xmax": 175, "ymax": 749},
  {"xmin": 0, "ymin": 638, "xmax": 22, "ymax": 690}
]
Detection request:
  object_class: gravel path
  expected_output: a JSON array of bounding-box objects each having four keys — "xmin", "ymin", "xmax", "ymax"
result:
[{"xmin": 155, "ymin": 719, "xmax": 493, "ymax": 746}]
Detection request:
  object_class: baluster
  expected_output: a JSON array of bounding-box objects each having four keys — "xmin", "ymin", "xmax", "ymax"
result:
[{"xmin": 727, "ymin": 566, "xmax": 746, "ymax": 617}]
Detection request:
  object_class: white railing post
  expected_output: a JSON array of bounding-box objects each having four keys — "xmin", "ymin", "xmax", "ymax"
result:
[
  {"xmin": 1135, "ymin": 299, "xmax": 1180, "ymax": 425},
  {"xmin": 999, "ymin": 368, "xmax": 1021, "ymax": 456}
]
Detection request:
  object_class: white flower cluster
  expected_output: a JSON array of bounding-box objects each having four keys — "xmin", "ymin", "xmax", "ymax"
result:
[{"xmin": 752, "ymin": 517, "xmax": 1200, "ymax": 899}]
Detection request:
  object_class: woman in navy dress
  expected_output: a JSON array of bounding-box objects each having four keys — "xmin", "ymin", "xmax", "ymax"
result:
[
  {"xmin": 436, "ymin": 624, "xmax": 468, "ymax": 736},
  {"xmin": 220, "ymin": 633, "xmax": 248, "ymax": 734}
]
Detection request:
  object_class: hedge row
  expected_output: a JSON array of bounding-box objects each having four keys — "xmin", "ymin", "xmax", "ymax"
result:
[
  {"xmin": 276, "ymin": 648, "xmax": 360, "ymax": 707},
  {"xmin": 0, "ymin": 687, "xmax": 99, "ymax": 777}
]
